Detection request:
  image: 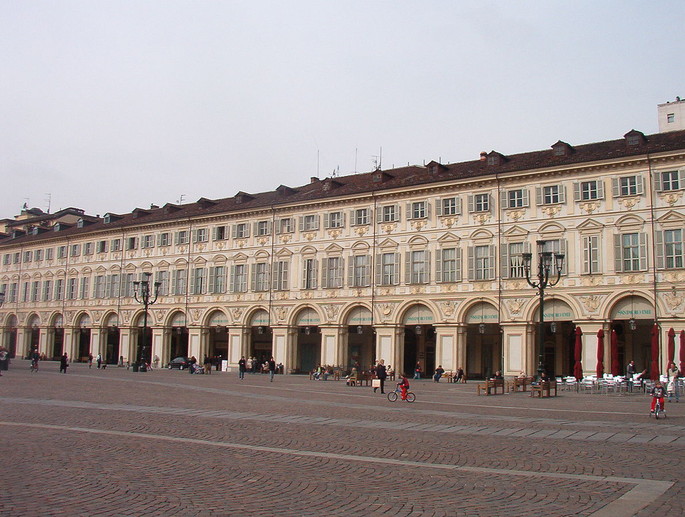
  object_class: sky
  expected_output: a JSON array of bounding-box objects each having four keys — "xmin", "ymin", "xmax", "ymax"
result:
[{"xmin": 1, "ymin": 1, "xmax": 684, "ymax": 218}]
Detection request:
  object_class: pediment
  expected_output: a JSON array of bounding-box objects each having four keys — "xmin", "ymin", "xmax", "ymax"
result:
[
  {"xmin": 95, "ymin": 266, "xmax": 107, "ymax": 273},
  {"xmin": 615, "ymin": 214, "xmax": 645, "ymax": 229},
  {"xmin": 378, "ymin": 238, "xmax": 399, "ymax": 249},
  {"xmin": 173, "ymin": 258, "xmax": 188, "ymax": 266},
  {"xmin": 351, "ymin": 241, "xmax": 371, "ymax": 250},
  {"xmin": 254, "ymin": 250, "xmax": 270, "ymax": 259},
  {"xmin": 539, "ymin": 222, "xmax": 566, "ymax": 235},
  {"xmin": 157, "ymin": 260, "xmax": 170, "ymax": 268},
  {"xmin": 657, "ymin": 210, "xmax": 685, "ymax": 227},
  {"xmin": 231, "ymin": 252, "xmax": 249, "ymax": 262},
  {"xmin": 211, "ymin": 254, "xmax": 228, "ymax": 263},
  {"xmin": 325, "ymin": 243, "xmax": 344, "ymax": 253},
  {"xmin": 276, "ymin": 248, "xmax": 293, "ymax": 258},
  {"xmin": 437, "ymin": 232, "xmax": 460, "ymax": 244},
  {"xmin": 300, "ymin": 246, "xmax": 317, "ymax": 255},
  {"xmin": 408, "ymin": 235, "xmax": 429, "ymax": 247},
  {"xmin": 193, "ymin": 256, "xmax": 207, "ymax": 265},
  {"xmin": 576, "ymin": 219, "xmax": 604, "ymax": 231},
  {"xmin": 503, "ymin": 226, "xmax": 529, "ymax": 238},
  {"xmin": 470, "ymin": 229, "xmax": 494, "ymax": 240}
]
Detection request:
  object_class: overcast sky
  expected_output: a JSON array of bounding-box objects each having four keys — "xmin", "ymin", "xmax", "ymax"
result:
[{"xmin": 1, "ymin": 1, "xmax": 683, "ymax": 218}]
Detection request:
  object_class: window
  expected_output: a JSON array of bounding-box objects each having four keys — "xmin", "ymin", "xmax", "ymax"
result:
[
  {"xmin": 614, "ymin": 233, "xmax": 647, "ymax": 272},
  {"xmin": 21, "ymin": 282, "xmax": 29, "ymax": 303},
  {"xmin": 172, "ymin": 269, "xmax": 188, "ymax": 295},
  {"xmin": 175, "ymin": 230, "xmax": 189, "ymax": 245},
  {"xmin": 45, "ymin": 248, "xmax": 53, "ymax": 260},
  {"xmin": 613, "ymin": 175, "xmax": 643, "ymax": 197},
  {"xmin": 31, "ymin": 281, "xmax": 40, "ymax": 302},
  {"xmin": 406, "ymin": 250, "xmax": 430, "ymax": 284},
  {"xmin": 273, "ymin": 261, "xmax": 289, "ymax": 291},
  {"xmin": 501, "ymin": 242, "xmax": 527, "ymax": 279},
  {"xmin": 574, "ymin": 180, "xmax": 604, "ymax": 201},
  {"xmin": 55, "ymin": 279, "xmax": 64, "ymax": 301},
  {"xmin": 96, "ymin": 241, "xmax": 108, "ymax": 254},
  {"xmin": 667, "ymin": 113, "xmax": 675, "ymax": 123},
  {"xmin": 83, "ymin": 243, "xmax": 92, "ymax": 256},
  {"xmin": 536, "ymin": 185, "xmax": 565, "ymax": 205},
  {"xmin": 126, "ymin": 237, "xmax": 137, "ymax": 250},
  {"xmin": 468, "ymin": 245, "xmax": 495, "ymax": 281},
  {"xmin": 8, "ymin": 282, "xmax": 18, "ymax": 303},
  {"xmin": 656, "ymin": 229, "xmax": 684, "ymax": 269},
  {"xmin": 80, "ymin": 277, "xmax": 89, "ymax": 299},
  {"xmin": 208, "ymin": 266, "xmax": 226, "ymax": 294},
  {"xmin": 190, "ymin": 268, "xmax": 205, "ymax": 295},
  {"xmin": 233, "ymin": 223, "xmax": 249, "ymax": 239},
  {"xmin": 123, "ymin": 273, "xmax": 136, "ymax": 297},
  {"xmin": 213, "ymin": 225, "xmax": 228, "ymax": 241},
  {"xmin": 158, "ymin": 233, "xmax": 171, "ymax": 247},
  {"xmin": 42, "ymin": 280, "xmax": 52, "ymax": 301},
  {"xmin": 194, "ymin": 228, "xmax": 208, "ymax": 243},
  {"xmin": 302, "ymin": 258, "xmax": 318, "ymax": 289},
  {"xmin": 67, "ymin": 278, "xmax": 77, "ymax": 300},
  {"xmin": 35, "ymin": 249, "xmax": 43, "ymax": 261},
  {"xmin": 349, "ymin": 255, "xmax": 370, "ymax": 287},
  {"xmin": 436, "ymin": 248, "xmax": 461, "ymax": 283},
  {"xmin": 230, "ymin": 264, "xmax": 247, "ymax": 293},
  {"xmin": 506, "ymin": 189, "xmax": 529, "ymax": 209},
  {"xmin": 69, "ymin": 244, "xmax": 80, "ymax": 257},
  {"xmin": 379, "ymin": 205, "xmax": 399, "ymax": 223},
  {"xmin": 351, "ymin": 209, "xmax": 370, "ymax": 226},
  {"xmin": 468, "ymin": 194, "xmax": 490, "ymax": 213},
  {"xmin": 324, "ymin": 212, "xmax": 344, "ymax": 229},
  {"xmin": 255, "ymin": 221, "xmax": 271, "ymax": 236},
  {"xmin": 13, "ymin": 252, "xmax": 20, "ymax": 264},
  {"xmin": 277, "ymin": 218, "xmax": 294, "ymax": 234},
  {"xmin": 437, "ymin": 197, "xmax": 461, "ymax": 216},
  {"xmin": 57, "ymin": 246, "xmax": 67, "ymax": 259},
  {"xmin": 142, "ymin": 235, "xmax": 155, "ymax": 249},
  {"xmin": 111, "ymin": 239, "xmax": 121, "ymax": 252},
  {"xmin": 376, "ymin": 252, "xmax": 400, "ymax": 286},
  {"xmin": 322, "ymin": 257, "xmax": 344, "ymax": 288},
  {"xmin": 94, "ymin": 275, "xmax": 106, "ymax": 298},
  {"xmin": 251, "ymin": 263, "xmax": 270, "ymax": 291},
  {"xmin": 300, "ymin": 215, "xmax": 319, "ymax": 232},
  {"xmin": 22, "ymin": 251, "xmax": 32, "ymax": 263},
  {"xmin": 2, "ymin": 254, "xmax": 10, "ymax": 265},
  {"xmin": 156, "ymin": 271, "xmax": 169, "ymax": 296},
  {"xmin": 407, "ymin": 201, "xmax": 428, "ymax": 220},
  {"xmin": 656, "ymin": 170, "xmax": 684, "ymax": 192}
]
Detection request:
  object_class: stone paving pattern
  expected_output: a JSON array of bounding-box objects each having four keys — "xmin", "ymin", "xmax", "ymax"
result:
[{"xmin": 1, "ymin": 361, "xmax": 683, "ymax": 516}]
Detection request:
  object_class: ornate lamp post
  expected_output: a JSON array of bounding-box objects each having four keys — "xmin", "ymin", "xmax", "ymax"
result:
[
  {"xmin": 0, "ymin": 289, "xmax": 5, "ymax": 307},
  {"xmin": 522, "ymin": 240, "xmax": 565, "ymax": 378},
  {"xmin": 133, "ymin": 272, "xmax": 161, "ymax": 372}
]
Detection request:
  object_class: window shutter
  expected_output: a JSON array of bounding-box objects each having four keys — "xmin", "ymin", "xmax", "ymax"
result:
[
  {"xmin": 614, "ymin": 235, "xmax": 623, "ymax": 273},
  {"xmin": 301, "ymin": 260, "xmax": 307, "ymax": 289},
  {"xmin": 612, "ymin": 178, "xmax": 620, "ymax": 197},
  {"xmin": 424, "ymin": 251, "xmax": 431, "ymax": 283},
  {"xmin": 299, "ymin": 216, "xmax": 305, "ymax": 232},
  {"xmin": 393, "ymin": 253, "xmax": 401, "ymax": 284},
  {"xmin": 558, "ymin": 185, "xmax": 566, "ymax": 203},
  {"xmin": 323, "ymin": 213, "xmax": 330, "ymax": 229},
  {"xmin": 341, "ymin": 213, "xmax": 346, "ymax": 227},
  {"xmin": 573, "ymin": 182, "xmax": 581, "ymax": 201},
  {"xmin": 654, "ymin": 171, "xmax": 663, "ymax": 192},
  {"xmin": 467, "ymin": 247, "xmax": 474, "ymax": 281},
  {"xmin": 467, "ymin": 195, "xmax": 474, "ymax": 213},
  {"xmin": 312, "ymin": 259, "xmax": 318, "ymax": 289},
  {"xmin": 347, "ymin": 257, "xmax": 354, "ymax": 286},
  {"xmin": 435, "ymin": 249, "xmax": 443, "ymax": 283},
  {"xmin": 582, "ymin": 237, "xmax": 590, "ymax": 274},
  {"xmin": 679, "ymin": 168, "xmax": 685, "ymax": 188},
  {"xmin": 208, "ymin": 267, "xmax": 216, "ymax": 293},
  {"xmin": 560, "ymin": 240, "xmax": 567, "ymax": 275},
  {"xmin": 171, "ymin": 271, "xmax": 178, "ymax": 295},
  {"xmin": 639, "ymin": 233, "xmax": 647, "ymax": 271},
  {"xmin": 404, "ymin": 252, "xmax": 411, "ymax": 284},
  {"xmin": 232, "ymin": 225, "xmax": 238, "ymax": 239},
  {"xmin": 655, "ymin": 231, "xmax": 664, "ymax": 269},
  {"xmin": 105, "ymin": 276, "xmax": 112, "ymax": 298},
  {"xmin": 521, "ymin": 189, "xmax": 529, "ymax": 207},
  {"xmin": 487, "ymin": 245, "xmax": 496, "ymax": 280},
  {"xmin": 321, "ymin": 259, "xmax": 330, "ymax": 288},
  {"xmin": 501, "ymin": 245, "xmax": 510, "ymax": 279},
  {"xmin": 535, "ymin": 186, "xmax": 543, "ymax": 205},
  {"xmin": 375, "ymin": 254, "xmax": 382, "ymax": 285},
  {"xmin": 454, "ymin": 249, "xmax": 461, "ymax": 282},
  {"xmin": 349, "ymin": 210, "xmax": 357, "ymax": 226},
  {"xmin": 435, "ymin": 199, "xmax": 443, "ymax": 217},
  {"xmin": 405, "ymin": 203, "xmax": 412, "ymax": 220},
  {"xmin": 313, "ymin": 216, "xmax": 320, "ymax": 230},
  {"xmin": 282, "ymin": 262, "xmax": 289, "ymax": 290},
  {"xmin": 376, "ymin": 209, "xmax": 383, "ymax": 223},
  {"xmin": 636, "ymin": 176, "xmax": 644, "ymax": 195},
  {"xmin": 597, "ymin": 180, "xmax": 605, "ymax": 199},
  {"xmin": 275, "ymin": 220, "xmax": 282, "ymax": 234},
  {"xmin": 190, "ymin": 269, "xmax": 196, "ymax": 294}
]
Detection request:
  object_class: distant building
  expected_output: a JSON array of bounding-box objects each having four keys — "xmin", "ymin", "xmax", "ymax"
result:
[
  {"xmin": 1, "ymin": 126, "xmax": 684, "ymax": 380},
  {"xmin": 658, "ymin": 97, "xmax": 685, "ymax": 132}
]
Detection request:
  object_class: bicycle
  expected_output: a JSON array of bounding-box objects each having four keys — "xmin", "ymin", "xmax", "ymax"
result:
[
  {"xmin": 387, "ymin": 387, "xmax": 416, "ymax": 403},
  {"xmin": 653, "ymin": 399, "xmax": 666, "ymax": 419},
  {"xmin": 30, "ymin": 359, "xmax": 39, "ymax": 373}
]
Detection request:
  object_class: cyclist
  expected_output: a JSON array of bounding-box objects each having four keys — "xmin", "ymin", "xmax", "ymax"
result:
[
  {"xmin": 397, "ymin": 375, "xmax": 410, "ymax": 400},
  {"xmin": 30, "ymin": 348, "xmax": 40, "ymax": 373},
  {"xmin": 650, "ymin": 381, "xmax": 666, "ymax": 415}
]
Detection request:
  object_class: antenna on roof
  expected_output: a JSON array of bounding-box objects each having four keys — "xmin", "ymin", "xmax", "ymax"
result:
[
  {"xmin": 177, "ymin": 194, "xmax": 185, "ymax": 204},
  {"xmin": 317, "ymin": 149, "xmax": 320, "ymax": 179},
  {"xmin": 45, "ymin": 193, "xmax": 51, "ymax": 214},
  {"xmin": 354, "ymin": 147, "xmax": 358, "ymax": 173}
]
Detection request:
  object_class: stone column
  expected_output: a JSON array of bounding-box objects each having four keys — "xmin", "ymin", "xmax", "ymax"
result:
[
  {"xmin": 434, "ymin": 324, "xmax": 459, "ymax": 372},
  {"xmin": 319, "ymin": 325, "xmax": 343, "ymax": 367}
]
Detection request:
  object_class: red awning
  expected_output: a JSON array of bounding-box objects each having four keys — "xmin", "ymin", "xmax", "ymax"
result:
[{"xmin": 596, "ymin": 328, "xmax": 604, "ymax": 378}]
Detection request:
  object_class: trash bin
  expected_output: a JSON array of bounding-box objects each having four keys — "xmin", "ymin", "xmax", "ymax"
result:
[{"xmin": 131, "ymin": 362, "xmax": 139, "ymax": 372}]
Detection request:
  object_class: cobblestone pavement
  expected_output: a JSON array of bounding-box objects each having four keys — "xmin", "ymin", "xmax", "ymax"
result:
[{"xmin": 1, "ymin": 361, "xmax": 683, "ymax": 516}]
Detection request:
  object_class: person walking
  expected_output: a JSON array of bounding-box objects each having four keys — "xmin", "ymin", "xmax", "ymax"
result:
[
  {"xmin": 96, "ymin": 353, "xmax": 102, "ymax": 369},
  {"xmin": 87, "ymin": 353, "xmax": 93, "ymax": 369},
  {"xmin": 0, "ymin": 347, "xmax": 8, "ymax": 376},
  {"xmin": 374, "ymin": 360, "xmax": 388, "ymax": 394},
  {"xmin": 59, "ymin": 353, "xmax": 69, "ymax": 373},
  {"xmin": 268, "ymin": 357, "xmax": 276, "ymax": 382},
  {"xmin": 667, "ymin": 362, "xmax": 680, "ymax": 402},
  {"xmin": 238, "ymin": 356, "xmax": 246, "ymax": 380},
  {"xmin": 413, "ymin": 362, "xmax": 422, "ymax": 380}
]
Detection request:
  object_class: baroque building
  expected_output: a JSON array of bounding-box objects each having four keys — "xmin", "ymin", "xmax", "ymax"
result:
[{"xmin": 1, "ymin": 128, "xmax": 685, "ymax": 379}]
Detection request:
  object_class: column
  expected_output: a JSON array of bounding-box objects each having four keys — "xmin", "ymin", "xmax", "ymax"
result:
[
  {"xmin": 434, "ymin": 324, "xmax": 459, "ymax": 372},
  {"xmin": 374, "ymin": 325, "xmax": 401, "ymax": 374},
  {"xmin": 501, "ymin": 323, "xmax": 528, "ymax": 376},
  {"xmin": 319, "ymin": 325, "xmax": 343, "ymax": 367}
]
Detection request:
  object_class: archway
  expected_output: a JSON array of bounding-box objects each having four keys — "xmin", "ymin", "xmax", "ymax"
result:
[
  {"xmin": 27, "ymin": 315, "xmax": 41, "ymax": 356},
  {"xmin": 249, "ymin": 309, "xmax": 272, "ymax": 367},
  {"xmin": 6, "ymin": 315, "xmax": 18, "ymax": 359},
  {"xmin": 76, "ymin": 314, "xmax": 91, "ymax": 362},
  {"xmin": 346, "ymin": 306, "xmax": 374, "ymax": 370},
  {"xmin": 465, "ymin": 302, "xmax": 501, "ymax": 380},
  {"xmin": 206, "ymin": 310, "xmax": 228, "ymax": 368},
  {"xmin": 610, "ymin": 295, "xmax": 654, "ymax": 374},
  {"xmin": 104, "ymin": 314, "xmax": 120, "ymax": 365},
  {"xmin": 51, "ymin": 314, "xmax": 64, "ymax": 360},
  {"xmin": 534, "ymin": 298, "xmax": 576, "ymax": 378},
  {"xmin": 294, "ymin": 308, "xmax": 321, "ymax": 373},
  {"xmin": 168, "ymin": 311, "xmax": 189, "ymax": 361},
  {"xmin": 403, "ymin": 304, "xmax": 436, "ymax": 378}
]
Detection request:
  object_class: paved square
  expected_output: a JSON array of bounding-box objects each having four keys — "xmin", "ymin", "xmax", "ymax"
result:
[{"xmin": 1, "ymin": 362, "xmax": 683, "ymax": 516}]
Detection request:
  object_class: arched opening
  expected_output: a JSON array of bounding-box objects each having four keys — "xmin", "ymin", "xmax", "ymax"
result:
[
  {"xmin": 77, "ymin": 314, "xmax": 91, "ymax": 361},
  {"xmin": 610, "ymin": 295, "xmax": 654, "ymax": 374},
  {"xmin": 346, "ymin": 306, "xmax": 374, "ymax": 371},
  {"xmin": 535, "ymin": 298, "xmax": 576, "ymax": 378},
  {"xmin": 169, "ymin": 312, "xmax": 189, "ymax": 361},
  {"xmin": 465, "ymin": 302, "xmax": 501, "ymax": 380},
  {"xmin": 7, "ymin": 315, "xmax": 18, "ymax": 359},
  {"xmin": 403, "ymin": 305, "xmax": 435, "ymax": 377},
  {"xmin": 51, "ymin": 314, "xmax": 64, "ymax": 360},
  {"xmin": 104, "ymin": 314, "xmax": 120, "ymax": 365},
  {"xmin": 294, "ymin": 308, "xmax": 321, "ymax": 373},
  {"xmin": 28, "ymin": 315, "xmax": 41, "ymax": 356},
  {"xmin": 249, "ymin": 310, "xmax": 272, "ymax": 366},
  {"xmin": 207, "ymin": 311, "xmax": 229, "ymax": 368}
]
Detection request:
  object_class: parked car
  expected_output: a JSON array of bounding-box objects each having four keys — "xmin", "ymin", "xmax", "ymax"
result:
[{"xmin": 168, "ymin": 357, "xmax": 189, "ymax": 370}]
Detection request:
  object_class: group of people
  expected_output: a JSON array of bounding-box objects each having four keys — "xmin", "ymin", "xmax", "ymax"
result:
[
  {"xmin": 86, "ymin": 353, "xmax": 107, "ymax": 370},
  {"xmin": 412, "ymin": 362, "xmax": 465, "ymax": 383},
  {"xmin": 238, "ymin": 356, "xmax": 278, "ymax": 381}
]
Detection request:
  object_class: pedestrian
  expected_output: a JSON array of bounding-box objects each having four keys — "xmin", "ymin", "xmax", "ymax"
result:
[
  {"xmin": 238, "ymin": 356, "xmax": 246, "ymax": 380},
  {"xmin": 203, "ymin": 355, "xmax": 212, "ymax": 374},
  {"xmin": 96, "ymin": 353, "xmax": 102, "ymax": 369},
  {"xmin": 88, "ymin": 353, "xmax": 93, "ymax": 369},
  {"xmin": 374, "ymin": 359, "xmax": 387, "ymax": 394},
  {"xmin": 0, "ymin": 346, "xmax": 10, "ymax": 376},
  {"xmin": 268, "ymin": 357, "xmax": 276, "ymax": 382},
  {"xmin": 667, "ymin": 362, "xmax": 680, "ymax": 403},
  {"xmin": 59, "ymin": 353, "xmax": 69, "ymax": 373},
  {"xmin": 413, "ymin": 362, "xmax": 422, "ymax": 380},
  {"xmin": 30, "ymin": 348, "xmax": 40, "ymax": 372},
  {"xmin": 455, "ymin": 367, "xmax": 465, "ymax": 383}
]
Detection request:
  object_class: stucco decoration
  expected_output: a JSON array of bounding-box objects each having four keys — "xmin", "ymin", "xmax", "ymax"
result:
[
  {"xmin": 275, "ymin": 306, "xmax": 288, "ymax": 323},
  {"xmin": 664, "ymin": 289, "xmax": 683, "ymax": 313},
  {"xmin": 153, "ymin": 309, "xmax": 167, "ymax": 323},
  {"xmin": 377, "ymin": 303, "xmax": 396, "ymax": 322},
  {"xmin": 191, "ymin": 308, "xmax": 203, "ymax": 323},
  {"xmin": 440, "ymin": 300, "xmax": 458, "ymax": 318},
  {"xmin": 322, "ymin": 304, "xmax": 340, "ymax": 321},
  {"xmin": 506, "ymin": 298, "xmax": 526, "ymax": 317},
  {"xmin": 92, "ymin": 311, "xmax": 102, "ymax": 324},
  {"xmin": 231, "ymin": 307, "xmax": 244, "ymax": 323},
  {"xmin": 578, "ymin": 295, "xmax": 603, "ymax": 315}
]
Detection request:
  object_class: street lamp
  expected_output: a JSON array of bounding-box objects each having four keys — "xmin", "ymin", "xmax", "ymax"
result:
[
  {"xmin": 132, "ymin": 272, "xmax": 161, "ymax": 372},
  {"xmin": 0, "ymin": 289, "xmax": 5, "ymax": 307},
  {"xmin": 522, "ymin": 240, "xmax": 565, "ymax": 379}
]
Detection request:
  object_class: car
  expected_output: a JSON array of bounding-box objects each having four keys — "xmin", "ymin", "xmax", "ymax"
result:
[{"xmin": 168, "ymin": 357, "xmax": 189, "ymax": 370}]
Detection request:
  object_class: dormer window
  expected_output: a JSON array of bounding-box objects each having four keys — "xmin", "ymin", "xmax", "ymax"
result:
[
  {"xmin": 486, "ymin": 151, "xmax": 506, "ymax": 166},
  {"xmin": 624, "ymin": 130, "xmax": 646, "ymax": 146},
  {"xmin": 77, "ymin": 218, "xmax": 84, "ymax": 228},
  {"xmin": 551, "ymin": 141, "xmax": 573, "ymax": 157}
]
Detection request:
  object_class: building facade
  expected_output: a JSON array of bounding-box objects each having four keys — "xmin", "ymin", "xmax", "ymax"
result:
[{"xmin": 2, "ymin": 128, "xmax": 685, "ymax": 379}]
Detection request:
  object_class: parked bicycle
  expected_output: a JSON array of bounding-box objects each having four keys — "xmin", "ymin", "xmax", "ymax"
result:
[{"xmin": 387, "ymin": 387, "xmax": 416, "ymax": 403}]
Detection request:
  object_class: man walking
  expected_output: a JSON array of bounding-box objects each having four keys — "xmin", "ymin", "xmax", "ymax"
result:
[
  {"xmin": 374, "ymin": 359, "xmax": 387, "ymax": 394},
  {"xmin": 238, "ymin": 356, "xmax": 246, "ymax": 380},
  {"xmin": 268, "ymin": 357, "xmax": 276, "ymax": 382}
]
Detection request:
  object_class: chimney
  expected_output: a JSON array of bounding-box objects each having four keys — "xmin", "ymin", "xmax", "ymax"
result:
[{"xmin": 479, "ymin": 152, "xmax": 487, "ymax": 161}]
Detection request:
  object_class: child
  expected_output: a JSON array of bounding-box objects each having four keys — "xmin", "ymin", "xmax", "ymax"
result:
[
  {"xmin": 397, "ymin": 375, "xmax": 410, "ymax": 400},
  {"xmin": 650, "ymin": 381, "xmax": 666, "ymax": 414}
]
